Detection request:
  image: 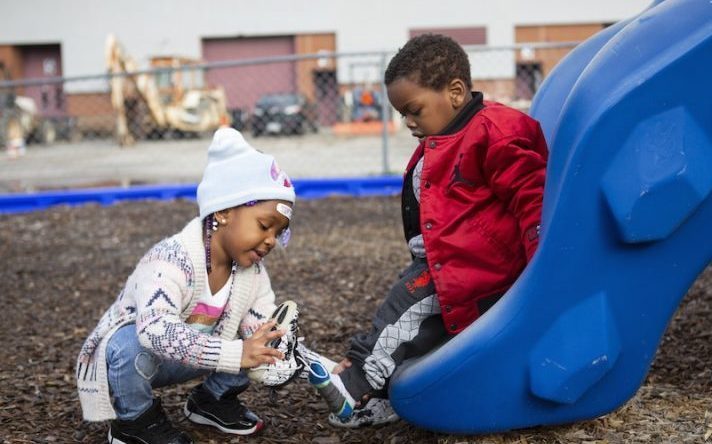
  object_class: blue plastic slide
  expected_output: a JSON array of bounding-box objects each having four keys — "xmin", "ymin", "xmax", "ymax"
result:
[{"xmin": 389, "ymin": 0, "xmax": 712, "ymax": 433}]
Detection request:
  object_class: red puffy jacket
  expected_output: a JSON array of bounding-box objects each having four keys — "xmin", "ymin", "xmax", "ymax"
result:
[{"xmin": 406, "ymin": 102, "xmax": 548, "ymax": 334}]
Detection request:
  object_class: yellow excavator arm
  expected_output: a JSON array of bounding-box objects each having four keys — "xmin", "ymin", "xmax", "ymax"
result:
[{"xmin": 105, "ymin": 34, "xmax": 228, "ymax": 146}]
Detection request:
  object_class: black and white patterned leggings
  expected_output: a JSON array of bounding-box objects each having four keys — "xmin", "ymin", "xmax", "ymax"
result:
[{"xmin": 341, "ymin": 257, "xmax": 449, "ymax": 400}]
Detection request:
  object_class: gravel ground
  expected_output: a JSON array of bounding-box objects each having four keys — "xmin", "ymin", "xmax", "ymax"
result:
[{"xmin": 1, "ymin": 196, "xmax": 710, "ymax": 443}]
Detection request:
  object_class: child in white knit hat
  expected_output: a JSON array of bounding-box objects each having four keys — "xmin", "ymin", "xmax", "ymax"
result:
[{"xmin": 76, "ymin": 128, "xmax": 325, "ymax": 444}]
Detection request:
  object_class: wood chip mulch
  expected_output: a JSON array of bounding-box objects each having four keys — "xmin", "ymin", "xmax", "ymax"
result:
[{"xmin": 1, "ymin": 196, "xmax": 710, "ymax": 443}]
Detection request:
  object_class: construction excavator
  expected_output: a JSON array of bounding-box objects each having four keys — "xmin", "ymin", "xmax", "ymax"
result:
[
  {"xmin": 0, "ymin": 65, "xmax": 59, "ymax": 157},
  {"xmin": 105, "ymin": 34, "xmax": 230, "ymax": 146}
]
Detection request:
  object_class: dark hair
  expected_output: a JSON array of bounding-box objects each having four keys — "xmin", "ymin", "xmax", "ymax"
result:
[{"xmin": 385, "ymin": 34, "xmax": 472, "ymax": 90}]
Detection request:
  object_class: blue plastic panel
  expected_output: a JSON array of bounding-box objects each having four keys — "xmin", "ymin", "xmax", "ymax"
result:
[{"xmin": 0, "ymin": 176, "xmax": 403, "ymax": 215}]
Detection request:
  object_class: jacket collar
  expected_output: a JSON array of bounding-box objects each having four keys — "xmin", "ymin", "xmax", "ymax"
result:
[
  {"xmin": 404, "ymin": 92, "xmax": 485, "ymax": 173},
  {"xmin": 438, "ymin": 91, "xmax": 485, "ymax": 136}
]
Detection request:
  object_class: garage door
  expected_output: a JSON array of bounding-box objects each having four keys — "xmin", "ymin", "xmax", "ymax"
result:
[
  {"xmin": 409, "ymin": 27, "xmax": 486, "ymax": 45},
  {"xmin": 202, "ymin": 36, "xmax": 295, "ymax": 112}
]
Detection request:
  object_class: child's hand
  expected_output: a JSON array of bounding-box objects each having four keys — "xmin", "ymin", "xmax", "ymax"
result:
[
  {"xmin": 333, "ymin": 358, "xmax": 352, "ymax": 374},
  {"xmin": 241, "ymin": 320, "xmax": 285, "ymax": 369}
]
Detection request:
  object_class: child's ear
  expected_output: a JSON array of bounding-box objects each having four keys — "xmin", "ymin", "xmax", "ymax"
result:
[
  {"xmin": 214, "ymin": 209, "xmax": 230, "ymax": 226},
  {"xmin": 448, "ymin": 78, "xmax": 469, "ymax": 108}
]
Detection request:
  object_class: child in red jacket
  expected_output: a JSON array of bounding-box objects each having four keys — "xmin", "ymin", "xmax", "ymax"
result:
[{"xmin": 309, "ymin": 34, "xmax": 549, "ymax": 427}]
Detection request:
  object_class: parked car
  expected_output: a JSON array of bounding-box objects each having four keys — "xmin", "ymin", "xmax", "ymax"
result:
[
  {"xmin": 251, "ymin": 93, "xmax": 319, "ymax": 136},
  {"xmin": 228, "ymin": 107, "xmax": 249, "ymax": 131}
]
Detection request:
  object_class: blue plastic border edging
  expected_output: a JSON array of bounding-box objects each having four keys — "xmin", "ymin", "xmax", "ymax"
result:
[{"xmin": 0, "ymin": 176, "xmax": 404, "ymax": 215}]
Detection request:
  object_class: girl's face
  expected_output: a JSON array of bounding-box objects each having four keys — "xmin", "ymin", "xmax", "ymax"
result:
[
  {"xmin": 214, "ymin": 200, "xmax": 291, "ymax": 268},
  {"xmin": 387, "ymin": 77, "xmax": 469, "ymax": 140}
]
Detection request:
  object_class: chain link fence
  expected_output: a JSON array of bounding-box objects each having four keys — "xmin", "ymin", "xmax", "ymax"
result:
[{"xmin": 0, "ymin": 42, "xmax": 577, "ymax": 192}]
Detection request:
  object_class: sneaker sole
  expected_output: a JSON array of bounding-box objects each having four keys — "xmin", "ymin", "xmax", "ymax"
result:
[
  {"xmin": 183, "ymin": 404, "xmax": 263, "ymax": 436},
  {"xmin": 266, "ymin": 300, "xmax": 298, "ymax": 348},
  {"xmin": 327, "ymin": 411, "xmax": 400, "ymax": 428},
  {"xmin": 107, "ymin": 429, "xmax": 141, "ymax": 444}
]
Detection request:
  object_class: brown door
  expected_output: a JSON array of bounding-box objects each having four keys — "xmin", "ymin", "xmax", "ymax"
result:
[
  {"xmin": 21, "ymin": 44, "xmax": 65, "ymax": 118},
  {"xmin": 312, "ymin": 70, "xmax": 338, "ymax": 125}
]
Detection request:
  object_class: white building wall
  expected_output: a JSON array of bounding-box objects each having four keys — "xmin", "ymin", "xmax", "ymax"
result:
[{"xmin": 1, "ymin": 0, "xmax": 651, "ymax": 79}]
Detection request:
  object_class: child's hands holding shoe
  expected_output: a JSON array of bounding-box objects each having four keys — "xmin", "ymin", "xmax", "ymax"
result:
[{"xmin": 241, "ymin": 320, "xmax": 285, "ymax": 368}]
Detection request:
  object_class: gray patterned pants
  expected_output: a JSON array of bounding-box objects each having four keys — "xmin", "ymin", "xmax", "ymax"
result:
[{"xmin": 341, "ymin": 257, "xmax": 448, "ymax": 400}]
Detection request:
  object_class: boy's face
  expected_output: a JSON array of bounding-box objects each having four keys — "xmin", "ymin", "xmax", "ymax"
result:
[
  {"xmin": 387, "ymin": 77, "xmax": 468, "ymax": 139},
  {"xmin": 216, "ymin": 200, "xmax": 291, "ymax": 268}
]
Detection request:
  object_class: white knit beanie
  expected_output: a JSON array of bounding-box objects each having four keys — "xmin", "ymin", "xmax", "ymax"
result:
[{"xmin": 197, "ymin": 127, "xmax": 295, "ymax": 220}]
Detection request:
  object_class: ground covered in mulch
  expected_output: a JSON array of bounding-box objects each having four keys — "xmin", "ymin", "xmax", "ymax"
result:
[{"xmin": 1, "ymin": 196, "xmax": 710, "ymax": 443}]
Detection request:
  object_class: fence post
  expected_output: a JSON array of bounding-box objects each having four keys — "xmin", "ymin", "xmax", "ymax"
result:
[{"xmin": 379, "ymin": 52, "xmax": 390, "ymax": 175}]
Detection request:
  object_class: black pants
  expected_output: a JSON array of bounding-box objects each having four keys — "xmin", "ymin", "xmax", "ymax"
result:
[{"xmin": 341, "ymin": 257, "xmax": 449, "ymax": 400}]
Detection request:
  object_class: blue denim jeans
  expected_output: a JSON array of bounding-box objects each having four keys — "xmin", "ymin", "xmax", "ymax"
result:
[{"xmin": 106, "ymin": 323, "xmax": 249, "ymax": 420}]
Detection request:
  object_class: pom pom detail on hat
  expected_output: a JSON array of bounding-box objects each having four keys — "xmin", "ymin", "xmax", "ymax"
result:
[{"xmin": 197, "ymin": 128, "xmax": 295, "ymax": 220}]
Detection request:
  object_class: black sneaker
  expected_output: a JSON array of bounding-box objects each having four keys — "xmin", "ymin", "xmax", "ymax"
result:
[
  {"xmin": 108, "ymin": 398, "xmax": 193, "ymax": 444},
  {"xmin": 183, "ymin": 384, "xmax": 264, "ymax": 435}
]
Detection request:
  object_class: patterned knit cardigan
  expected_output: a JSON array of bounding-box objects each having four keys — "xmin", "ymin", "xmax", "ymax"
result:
[{"xmin": 76, "ymin": 217, "xmax": 277, "ymax": 421}]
